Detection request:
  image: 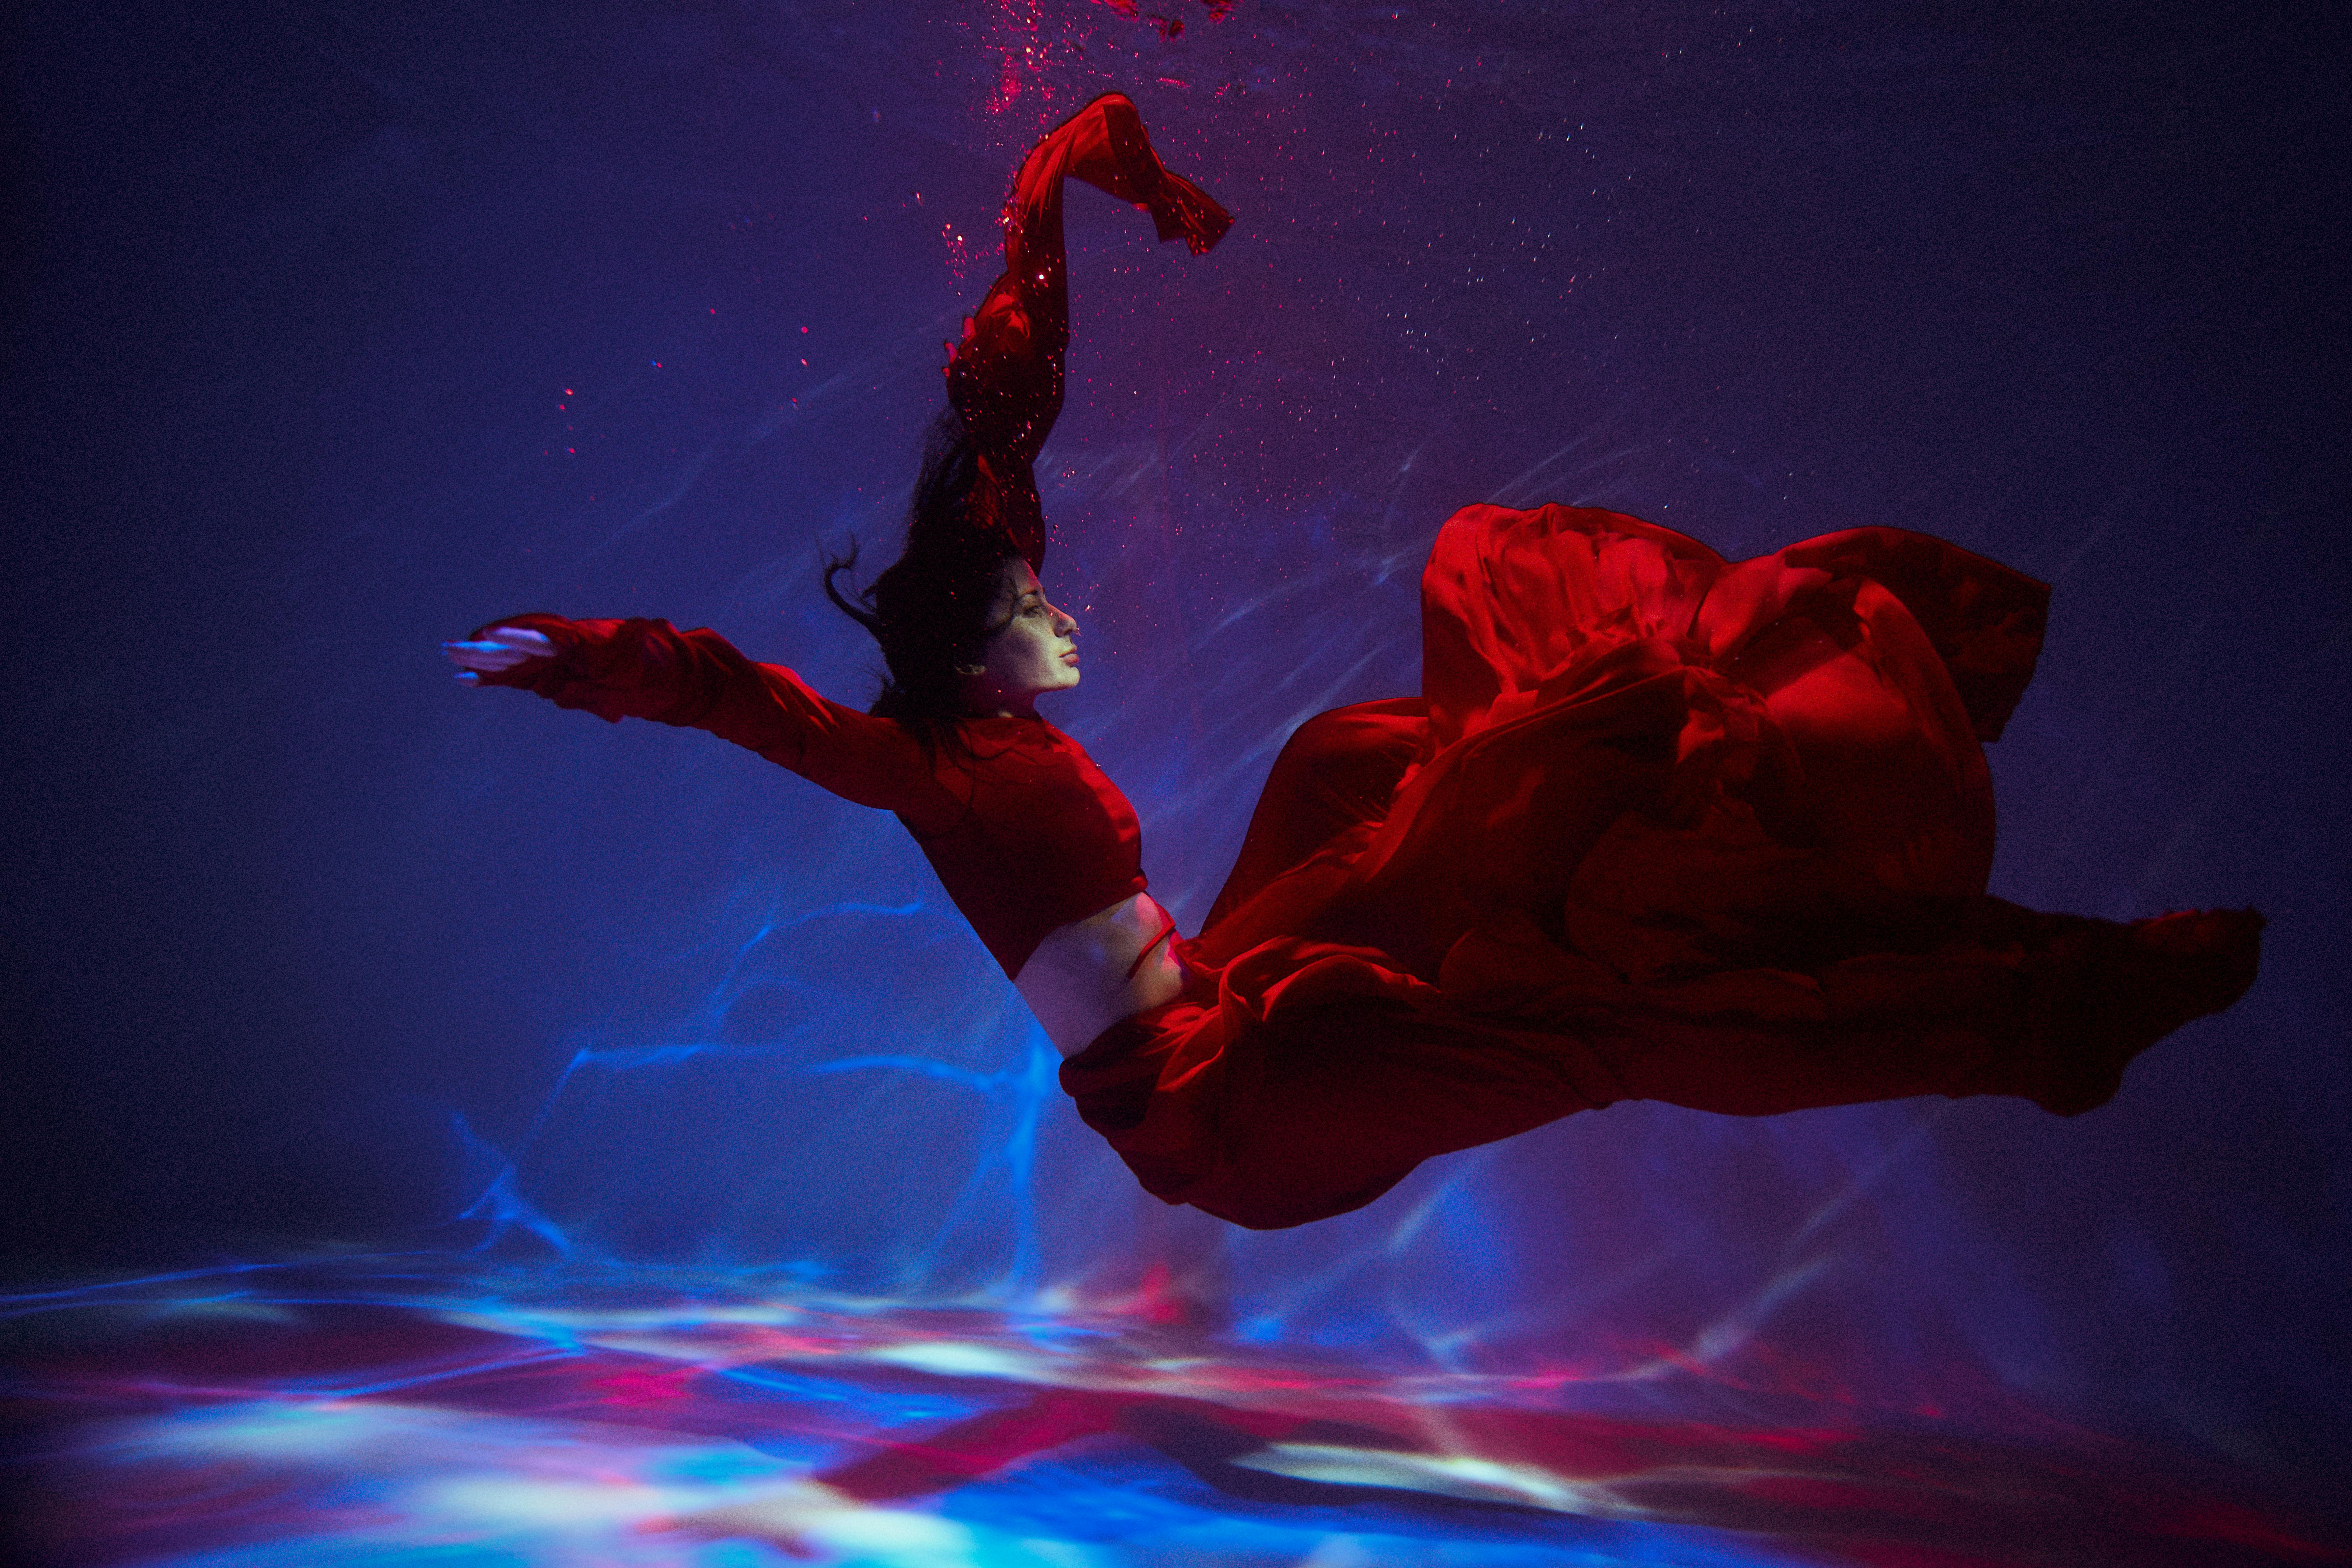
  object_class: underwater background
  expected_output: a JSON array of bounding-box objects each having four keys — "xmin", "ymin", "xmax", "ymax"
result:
[{"xmin": 5, "ymin": 0, "xmax": 2346, "ymax": 1551}]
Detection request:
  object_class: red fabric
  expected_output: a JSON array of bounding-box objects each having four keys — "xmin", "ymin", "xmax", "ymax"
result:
[
  {"xmin": 944, "ymin": 92, "xmax": 1230, "ymax": 573},
  {"xmin": 473, "ymin": 615, "xmax": 1144, "ymax": 979},
  {"xmin": 1059, "ymin": 505, "xmax": 2261, "ymax": 1230}
]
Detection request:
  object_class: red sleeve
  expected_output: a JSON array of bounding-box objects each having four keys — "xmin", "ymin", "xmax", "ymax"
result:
[
  {"xmin": 946, "ymin": 92, "xmax": 1230, "ymax": 570},
  {"xmin": 470, "ymin": 614, "xmax": 963, "ymax": 832}
]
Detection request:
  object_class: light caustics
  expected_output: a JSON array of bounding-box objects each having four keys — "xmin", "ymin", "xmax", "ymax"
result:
[{"xmin": 7, "ymin": 1261, "xmax": 2332, "ymax": 1567}]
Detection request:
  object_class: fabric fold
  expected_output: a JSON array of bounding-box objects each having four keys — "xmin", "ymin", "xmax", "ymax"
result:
[{"xmin": 1065, "ymin": 503, "xmax": 2256, "ymax": 1229}]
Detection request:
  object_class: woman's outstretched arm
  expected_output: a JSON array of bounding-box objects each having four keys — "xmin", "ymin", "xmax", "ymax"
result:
[
  {"xmin": 993, "ymin": 92, "xmax": 1231, "ymax": 330},
  {"xmin": 948, "ymin": 93, "xmax": 1230, "ymax": 567},
  {"xmin": 441, "ymin": 615, "xmax": 964, "ymax": 831}
]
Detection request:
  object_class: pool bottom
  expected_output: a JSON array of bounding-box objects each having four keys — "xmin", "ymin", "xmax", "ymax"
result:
[{"xmin": 2, "ymin": 1258, "xmax": 2341, "ymax": 1568}]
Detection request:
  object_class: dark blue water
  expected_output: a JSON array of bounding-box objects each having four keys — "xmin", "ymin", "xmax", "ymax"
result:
[{"xmin": 6, "ymin": 0, "xmax": 2346, "ymax": 1532}]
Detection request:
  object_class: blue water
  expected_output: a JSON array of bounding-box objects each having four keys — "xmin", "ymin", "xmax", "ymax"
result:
[{"xmin": 4, "ymin": 0, "xmax": 2346, "ymax": 1555}]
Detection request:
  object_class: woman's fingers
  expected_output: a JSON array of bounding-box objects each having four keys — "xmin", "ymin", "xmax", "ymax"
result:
[
  {"xmin": 488, "ymin": 626, "xmax": 556, "ymax": 656},
  {"xmin": 441, "ymin": 627, "xmax": 556, "ymax": 673},
  {"xmin": 440, "ymin": 638, "xmax": 526, "ymax": 670}
]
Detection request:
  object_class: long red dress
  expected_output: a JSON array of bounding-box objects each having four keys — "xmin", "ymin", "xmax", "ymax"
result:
[{"xmin": 1064, "ymin": 505, "xmax": 2262, "ymax": 1229}]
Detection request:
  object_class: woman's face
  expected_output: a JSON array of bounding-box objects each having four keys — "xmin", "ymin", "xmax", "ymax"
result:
[{"xmin": 962, "ymin": 559, "xmax": 1080, "ymax": 716}]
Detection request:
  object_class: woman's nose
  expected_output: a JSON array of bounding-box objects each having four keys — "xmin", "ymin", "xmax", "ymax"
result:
[{"xmin": 1055, "ymin": 606, "xmax": 1079, "ymax": 636}]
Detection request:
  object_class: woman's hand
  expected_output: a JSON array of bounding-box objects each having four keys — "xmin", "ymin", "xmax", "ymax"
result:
[{"xmin": 441, "ymin": 625, "xmax": 556, "ymax": 684}]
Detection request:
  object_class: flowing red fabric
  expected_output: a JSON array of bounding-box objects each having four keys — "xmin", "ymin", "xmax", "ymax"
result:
[{"xmin": 1061, "ymin": 505, "xmax": 2260, "ymax": 1230}]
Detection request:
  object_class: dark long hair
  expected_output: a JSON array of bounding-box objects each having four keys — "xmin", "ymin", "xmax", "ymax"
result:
[{"xmin": 824, "ymin": 409, "xmax": 1019, "ymax": 751}]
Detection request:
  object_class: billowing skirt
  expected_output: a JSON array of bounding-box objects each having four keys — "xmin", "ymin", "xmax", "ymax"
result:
[{"xmin": 1061, "ymin": 505, "xmax": 2260, "ymax": 1230}]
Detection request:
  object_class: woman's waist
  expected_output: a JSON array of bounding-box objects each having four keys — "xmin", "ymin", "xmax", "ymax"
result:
[{"xmin": 1014, "ymin": 892, "xmax": 1193, "ymax": 1057}]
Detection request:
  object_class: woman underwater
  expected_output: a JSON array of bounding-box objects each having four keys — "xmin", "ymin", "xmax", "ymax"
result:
[{"xmin": 445, "ymin": 95, "xmax": 2261, "ymax": 1231}]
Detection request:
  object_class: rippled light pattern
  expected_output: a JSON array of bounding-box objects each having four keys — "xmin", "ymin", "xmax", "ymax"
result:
[{"xmin": 6, "ymin": 1261, "xmax": 2339, "ymax": 1566}]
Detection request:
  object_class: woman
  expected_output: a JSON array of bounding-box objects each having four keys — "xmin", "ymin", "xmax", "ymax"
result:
[{"xmin": 447, "ymin": 95, "xmax": 2260, "ymax": 1231}]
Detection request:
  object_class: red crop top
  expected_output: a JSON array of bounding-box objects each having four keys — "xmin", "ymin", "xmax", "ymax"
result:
[{"xmin": 479, "ymin": 614, "xmax": 1147, "ymax": 978}]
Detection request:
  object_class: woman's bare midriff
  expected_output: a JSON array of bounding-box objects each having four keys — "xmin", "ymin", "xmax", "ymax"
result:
[{"xmin": 1014, "ymin": 891, "xmax": 1190, "ymax": 1058}]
